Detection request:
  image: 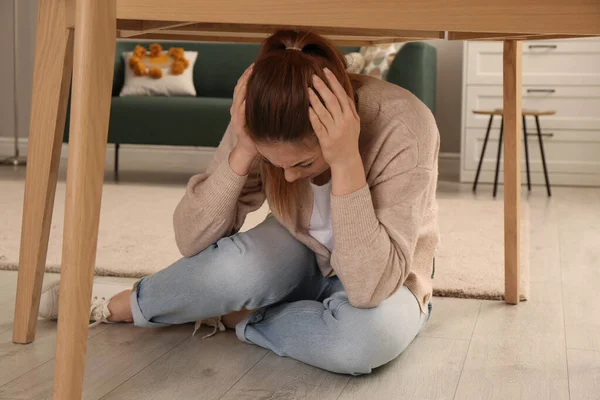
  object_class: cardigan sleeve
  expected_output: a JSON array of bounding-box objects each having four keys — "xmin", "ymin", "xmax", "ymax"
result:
[
  {"xmin": 330, "ymin": 166, "xmax": 432, "ymax": 308},
  {"xmin": 329, "ymin": 103, "xmax": 438, "ymax": 308},
  {"xmin": 173, "ymin": 123, "xmax": 265, "ymax": 257}
]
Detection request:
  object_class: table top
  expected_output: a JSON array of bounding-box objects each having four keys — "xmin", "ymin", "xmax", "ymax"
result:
[{"xmin": 114, "ymin": 0, "xmax": 600, "ymax": 45}]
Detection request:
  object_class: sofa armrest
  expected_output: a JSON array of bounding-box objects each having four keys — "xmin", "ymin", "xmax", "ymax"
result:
[
  {"xmin": 386, "ymin": 42, "xmax": 437, "ymax": 114},
  {"xmin": 112, "ymin": 51, "xmax": 125, "ymax": 97}
]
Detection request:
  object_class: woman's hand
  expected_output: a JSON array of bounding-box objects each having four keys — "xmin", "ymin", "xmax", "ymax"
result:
[
  {"xmin": 308, "ymin": 68, "xmax": 361, "ymax": 168},
  {"xmin": 308, "ymin": 68, "xmax": 366, "ymax": 195},
  {"xmin": 230, "ymin": 64, "xmax": 258, "ymax": 158},
  {"xmin": 229, "ymin": 64, "xmax": 258, "ymax": 176}
]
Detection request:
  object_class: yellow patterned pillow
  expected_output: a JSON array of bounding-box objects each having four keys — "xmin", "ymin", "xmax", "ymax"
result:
[{"xmin": 120, "ymin": 45, "xmax": 198, "ymax": 97}]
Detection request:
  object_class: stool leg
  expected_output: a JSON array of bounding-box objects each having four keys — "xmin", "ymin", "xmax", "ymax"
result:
[
  {"xmin": 13, "ymin": 0, "xmax": 74, "ymax": 344},
  {"xmin": 493, "ymin": 118, "xmax": 504, "ymax": 198},
  {"xmin": 114, "ymin": 143, "xmax": 120, "ymax": 182},
  {"xmin": 522, "ymin": 115, "xmax": 531, "ymax": 191},
  {"xmin": 52, "ymin": 0, "xmax": 116, "ymax": 399},
  {"xmin": 535, "ymin": 116, "xmax": 552, "ymax": 197},
  {"xmin": 473, "ymin": 115, "xmax": 494, "ymax": 192}
]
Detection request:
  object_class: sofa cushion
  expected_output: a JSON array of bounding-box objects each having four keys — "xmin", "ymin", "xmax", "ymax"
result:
[
  {"xmin": 120, "ymin": 50, "xmax": 199, "ymax": 96},
  {"xmin": 65, "ymin": 96, "xmax": 232, "ymax": 147},
  {"xmin": 109, "ymin": 96, "xmax": 232, "ymax": 147},
  {"xmin": 113, "ymin": 42, "xmax": 260, "ymax": 98},
  {"xmin": 344, "ymin": 52, "xmax": 366, "ymax": 74},
  {"xmin": 359, "ymin": 43, "xmax": 404, "ymax": 80}
]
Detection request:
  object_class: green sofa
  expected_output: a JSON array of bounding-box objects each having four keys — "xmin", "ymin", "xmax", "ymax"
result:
[{"xmin": 64, "ymin": 41, "xmax": 436, "ymax": 177}]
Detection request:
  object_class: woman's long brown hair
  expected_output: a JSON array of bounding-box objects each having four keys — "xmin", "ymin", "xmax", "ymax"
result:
[{"xmin": 245, "ymin": 30, "xmax": 358, "ymax": 220}]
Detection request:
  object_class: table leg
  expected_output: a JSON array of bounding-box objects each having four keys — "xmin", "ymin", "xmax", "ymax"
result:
[
  {"xmin": 503, "ymin": 41, "xmax": 522, "ymax": 305},
  {"xmin": 52, "ymin": 0, "xmax": 116, "ymax": 398},
  {"xmin": 13, "ymin": 0, "xmax": 74, "ymax": 344}
]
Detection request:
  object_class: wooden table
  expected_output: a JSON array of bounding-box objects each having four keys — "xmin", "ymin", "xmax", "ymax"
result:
[{"xmin": 11, "ymin": 1, "xmax": 600, "ymax": 398}]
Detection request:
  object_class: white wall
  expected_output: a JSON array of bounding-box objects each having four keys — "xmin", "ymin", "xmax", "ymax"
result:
[
  {"xmin": 15, "ymin": 0, "xmax": 38, "ymax": 141},
  {"xmin": 427, "ymin": 40, "xmax": 464, "ymax": 154},
  {"xmin": 0, "ymin": 0, "xmax": 37, "ymax": 141},
  {"xmin": 0, "ymin": 0, "xmax": 16, "ymax": 139}
]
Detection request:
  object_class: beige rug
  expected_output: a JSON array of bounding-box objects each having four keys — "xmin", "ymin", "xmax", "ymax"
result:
[
  {"xmin": 0, "ymin": 179, "xmax": 529, "ymax": 301},
  {"xmin": 433, "ymin": 197, "xmax": 529, "ymax": 301}
]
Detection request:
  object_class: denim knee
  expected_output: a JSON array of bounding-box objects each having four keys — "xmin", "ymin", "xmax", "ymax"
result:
[
  {"xmin": 180, "ymin": 220, "xmax": 316, "ymax": 309},
  {"xmin": 324, "ymin": 313, "xmax": 412, "ymax": 375},
  {"xmin": 216, "ymin": 243, "xmax": 314, "ymax": 308},
  {"xmin": 321, "ymin": 289, "xmax": 422, "ymax": 375}
]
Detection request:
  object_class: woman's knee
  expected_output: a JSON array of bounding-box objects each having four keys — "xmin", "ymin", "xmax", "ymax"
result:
[
  {"xmin": 207, "ymin": 219, "xmax": 316, "ymax": 304},
  {"xmin": 326, "ymin": 321, "xmax": 412, "ymax": 375},
  {"xmin": 323, "ymin": 295, "xmax": 420, "ymax": 374}
]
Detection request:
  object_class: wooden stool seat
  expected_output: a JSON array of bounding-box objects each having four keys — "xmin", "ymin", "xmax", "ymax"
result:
[
  {"xmin": 472, "ymin": 109, "xmax": 553, "ymax": 197},
  {"xmin": 473, "ymin": 109, "xmax": 556, "ymax": 117}
]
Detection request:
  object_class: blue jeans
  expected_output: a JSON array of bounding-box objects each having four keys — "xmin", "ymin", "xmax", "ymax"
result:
[{"xmin": 130, "ymin": 217, "xmax": 430, "ymax": 375}]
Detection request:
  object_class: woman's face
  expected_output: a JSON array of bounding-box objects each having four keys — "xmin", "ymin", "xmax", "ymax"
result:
[{"xmin": 255, "ymin": 138, "xmax": 330, "ymax": 183}]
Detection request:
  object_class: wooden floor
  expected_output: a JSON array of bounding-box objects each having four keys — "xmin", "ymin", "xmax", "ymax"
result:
[{"xmin": 0, "ymin": 170, "xmax": 599, "ymax": 399}]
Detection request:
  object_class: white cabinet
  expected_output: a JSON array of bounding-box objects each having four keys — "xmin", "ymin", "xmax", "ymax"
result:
[
  {"xmin": 465, "ymin": 86, "xmax": 600, "ymax": 131},
  {"xmin": 466, "ymin": 40, "xmax": 600, "ymax": 86},
  {"xmin": 460, "ymin": 38, "xmax": 600, "ymax": 187}
]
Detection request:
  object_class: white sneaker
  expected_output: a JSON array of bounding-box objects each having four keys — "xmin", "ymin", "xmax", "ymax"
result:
[
  {"xmin": 192, "ymin": 317, "xmax": 226, "ymax": 339},
  {"xmin": 38, "ymin": 280, "xmax": 132, "ymax": 326}
]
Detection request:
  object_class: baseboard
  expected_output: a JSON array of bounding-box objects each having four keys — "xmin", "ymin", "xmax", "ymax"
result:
[
  {"xmin": 2, "ymin": 138, "xmax": 463, "ymax": 182},
  {"xmin": 0, "ymin": 137, "xmax": 216, "ymax": 175},
  {"xmin": 438, "ymin": 152, "xmax": 460, "ymax": 182},
  {"xmin": 461, "ymin": 168, "xmax": 600, "ymax": 187}
]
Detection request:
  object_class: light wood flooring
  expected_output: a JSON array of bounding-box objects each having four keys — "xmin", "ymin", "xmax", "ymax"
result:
[{"xmin": 1, "ymin": 166, "xmax": 599, "ymax": 399}]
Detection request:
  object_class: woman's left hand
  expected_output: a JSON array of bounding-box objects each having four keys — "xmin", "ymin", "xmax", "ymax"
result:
[{"xmin": 308, "ymin": 68, "xmax": 361, "ymax": 168}]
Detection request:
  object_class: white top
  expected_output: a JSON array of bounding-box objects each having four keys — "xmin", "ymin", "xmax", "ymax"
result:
[{"xmin": 308, "ymin": 180, "xmax": 334, "ymax": 252}]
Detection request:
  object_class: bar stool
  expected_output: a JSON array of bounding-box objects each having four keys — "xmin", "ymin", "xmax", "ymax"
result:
[{"xmin": 472, "ymin": 109, "xmax": 554, "ymax": 197}]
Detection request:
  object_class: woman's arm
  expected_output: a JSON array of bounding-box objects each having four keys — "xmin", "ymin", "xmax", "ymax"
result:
[
  {"xmin": 330, "ymin": 162, "xmax": 433, "ymax": 308},
  {"xmin": 174, "ymin": 64, "xmax": 264, "ymax": 257},
  {"xmin": 173, "ymin": 123, "xmax": 265, "ymax": 257},
  {"xmin": 308, "ymin": 69, "xmax": 438, "ymax": 308}
]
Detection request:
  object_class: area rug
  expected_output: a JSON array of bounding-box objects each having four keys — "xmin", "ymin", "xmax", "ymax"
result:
[
  {"xmin": 0, "ymin": 179, "xmax": 529, "ymax": 300},
  {"xmin": 433, "ymin": 197, "xmax": 529, "ymax": 301}
]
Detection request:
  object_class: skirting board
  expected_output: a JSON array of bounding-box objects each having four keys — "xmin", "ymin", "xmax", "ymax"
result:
[
  {"xmin": 0, "ymin": 137, "xmax": 460, "ymax": 182},
  {"xmin": 461, "ymin": 169, "xmax": 600, "ymax": 187},
  {"xmin": 438, "ymin": 152, "xmax": 460, "ymax": 182},
  {"xmin": 461, "ymin": 155, "xmax": 600, "ymax": 187},
  {"xmin": 1, "ymin": 138, "xmax": 462, "ymax": 181},
  {"xmin": 0, "ymin": 137, "xmax": 215, "ymax": 176}
]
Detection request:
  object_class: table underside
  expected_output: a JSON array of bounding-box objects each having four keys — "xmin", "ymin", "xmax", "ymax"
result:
[{"xmin": 107, "ymin": 0, "xmax": 600, "ymax": 45}]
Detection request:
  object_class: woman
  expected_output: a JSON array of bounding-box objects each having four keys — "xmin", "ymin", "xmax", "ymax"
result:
[{"xmin": 40, "ymin": 30, "xmax": 440, "ymax": 375}]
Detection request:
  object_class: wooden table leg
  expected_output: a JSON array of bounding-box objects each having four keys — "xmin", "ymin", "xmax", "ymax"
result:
[
  {"xmin": 52, "ymin": 0, "xmax": 116, "ymax": 398},
  {"xmin": 13, "ymin": 0, "xmax": 74, "ymax": 344},
  {"xmin": 503, "ymin": 40, "xmax": 522, "ymax": 305}
]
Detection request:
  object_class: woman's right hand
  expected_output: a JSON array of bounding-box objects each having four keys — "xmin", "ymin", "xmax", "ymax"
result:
[
  {"xmin": 228, "ymin": 64, "xmax": 258, "ymax": 176},
  {"xmin": 230, "ymin": 64, "xmax": 257, "ymax": 158}
]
